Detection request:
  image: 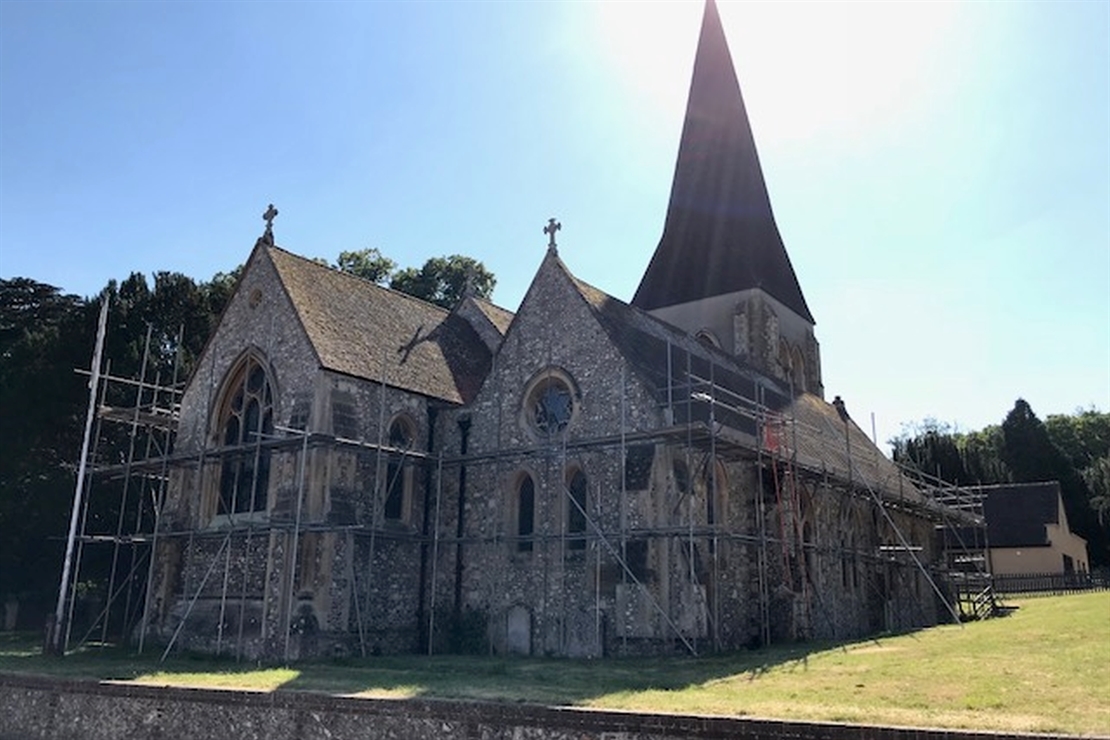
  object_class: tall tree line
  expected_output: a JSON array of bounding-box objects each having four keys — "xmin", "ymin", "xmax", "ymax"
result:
[
  {"xmin": 0, "ymin": 271, "xmax": 238, "ymax": 627},
  {"xmin": 892, "ymin": 400, "xmax": 1110, "ymax": 567},
  {"xmin": 0, "ymin": 249, "xmax": 493, "ymax": 630}
]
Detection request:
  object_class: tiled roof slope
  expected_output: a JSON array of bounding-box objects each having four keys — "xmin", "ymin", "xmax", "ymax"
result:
[
  {"xmin": 266, "ymin": 246, "xmax": 491, "ymax": 404},
  {"xmin": 632, "ymin": 0, "xmax": 813, "ymax": 323},
  {"xmin": 786, "ymin": 394, "xmax": 921, "ymax": 510},
  {"xmin": 978, "ymin": 482, "xmax": 1062, "ymax": 548},
  {"xmin": 566, "ymin": 260, "xmax": 928, "ymax": 512},
  {"xmin": 470, "ymin": 297, "xmax": 515, "ymax": 335}
]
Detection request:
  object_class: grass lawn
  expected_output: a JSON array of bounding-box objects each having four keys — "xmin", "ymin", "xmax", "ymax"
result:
[{"xmin": 1, "ymin": 592, "xmax": 1107, "ymax": 736}]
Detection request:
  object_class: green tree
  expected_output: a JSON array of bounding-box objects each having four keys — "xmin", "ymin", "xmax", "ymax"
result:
[
  {"xmin": 0, "ymin": 267, "xmax": 243, "ymax": 626},
  {"xmin": 205, "ymin": 266, "xmax": 241, "ymax": 316},
  {"xmin": 334, "ymin": 248, "xmax": 396, "ymax": 285},
  {"xmin": 893, "ymin": 401, "xmax": 1109, "ymax": 567},
  {"xmin": 390, "ymin": 255, "xmax": 495, "ymax": 309},
  {"xmin": 0, "ymin": 279, "xmax": 91, "ymax": 609},
  {"xmin": 957, "ymin": 425, "xmax": 1008, "ymax": 484},
  {"xmin": 1044, "ymin": 409, "xmax": 1110, "ymax": 472},
  {"xmin": 891, "ymin": 420, "xmax": 970, "ymax": 483},
  {"xmin": 1000, "ymin": 399, "xmax": 1065, "ymax": 483},
  {"xmin": 1000, "ymin": 399, "xmax": 1107, "ymax": 566},
  {"xmin": 0, "ymin": 248, "xmax": 497, "ymax": 625},
  {"xmin": 1082, "ymin": 455, "xmax": 1110, "ymax": 527}
]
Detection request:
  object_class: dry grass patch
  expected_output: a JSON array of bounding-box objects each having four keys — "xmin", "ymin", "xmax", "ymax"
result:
[{"xmin": 584, "ymin": 593, "xmax": 1109, "ymax": 735}]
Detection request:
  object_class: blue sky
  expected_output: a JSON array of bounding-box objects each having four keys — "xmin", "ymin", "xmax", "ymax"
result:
[{"xmin": 1, "ymin": 0, "xmax": 1107, "ymax": 448}]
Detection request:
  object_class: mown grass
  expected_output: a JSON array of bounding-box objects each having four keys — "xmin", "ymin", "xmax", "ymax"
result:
[{"xmin": 1, "ymin": 592, "xmax": 1107, "ymax": 736}]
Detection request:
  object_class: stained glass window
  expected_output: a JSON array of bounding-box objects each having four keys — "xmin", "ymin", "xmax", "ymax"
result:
[
  {"xmin": 528, "ymin": 376, "xmax": 573, "ymax": 435},
  {"xmin": 218, "ymin": 357, "xmax": 273, "ymax": 515}
]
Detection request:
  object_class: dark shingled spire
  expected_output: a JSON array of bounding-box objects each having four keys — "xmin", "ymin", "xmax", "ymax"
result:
[{"xmin": 632, "ymin": 0, "xmax": 813, "ymax": 323}]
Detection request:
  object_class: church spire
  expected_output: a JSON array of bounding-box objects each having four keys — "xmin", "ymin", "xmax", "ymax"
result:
[{"xmin": 632, "ymin": 0, "xmax": 813, "ymax": 324}]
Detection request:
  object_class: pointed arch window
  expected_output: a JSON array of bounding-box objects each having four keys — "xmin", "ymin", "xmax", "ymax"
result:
[
  {"xmin": 217, "ymin": 356, "xmax": 274, "ymax": 515},
  {"xmin": 776, "ymin": 340, "xmax": 807, "ymax": 392},
  {"xmin": 776, "ymin": 339, "xmax": 792, "ymax": 384},
  {"xmin": 384, "ymin": 415, "xmax": 415, "ymax": 522},
  {"xmin": 566, "ymin": 469, "xmax": 587, "ymax": 550},
  {"xmin": 517, "ymin": 474, "xmax": 535, "ymax": 552},
  {"xmin": 798, "ymin": 487, "xmax": 816, "ymax": 585},
  {"xmin": 673, "ymin": 459, "xmax": 690, "ymax": 497},
  {"xmin": 841, "ymin": 535, "xmax": 852, "ymax": 589},
  {"xmin": 791, "ymin": 346, "xmax": 807, "ymax": 392},
  {"xmin": 695, "ymin": 329, "xmax": 720, "ymax": 349},
  {"xmin": 705, "ymin": 458, "xmax": 727, "ymax": 553},
  {"xmin": 802, "ymin": 520, "xmax": 816, "ymax": 584}
]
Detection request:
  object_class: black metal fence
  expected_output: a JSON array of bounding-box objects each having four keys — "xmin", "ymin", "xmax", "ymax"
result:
[{"xmin": 992, "ymin": 571, "xmax": 1110, "ymax": 596}]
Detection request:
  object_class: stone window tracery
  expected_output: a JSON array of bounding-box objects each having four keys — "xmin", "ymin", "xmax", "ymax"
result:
[
  {"xmin": 522, "ymin": 368, "xmax": 578, "ymax": 438},
  {"xmin": 217, "ymin": 355, "xmax": 274, "ymax": 515},
  {"xmin": 532, "ymin": 381, "xmax": 572, "ymax": 434}
]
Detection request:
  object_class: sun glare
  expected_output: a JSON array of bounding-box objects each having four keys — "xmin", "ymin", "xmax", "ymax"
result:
[
  {"xmin": 596, "ymin": 1, "xmax": 961, "ymax": 147},
  {"xmin": 594, "ymin": 2, "xmax": 700, "ymax": 117}
]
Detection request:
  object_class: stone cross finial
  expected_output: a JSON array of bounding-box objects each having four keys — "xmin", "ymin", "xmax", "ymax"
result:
[
  {"xmin": 544, "ymin": 218, "xmax": 561, "ymax": 253},
  {"xmin": 262, "ymin": 203, "xmax": 279, "ymax": 243}
]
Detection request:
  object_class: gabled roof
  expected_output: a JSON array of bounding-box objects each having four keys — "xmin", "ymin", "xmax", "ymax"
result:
[
  {"xmin": 451, "ymin": 294, "xmax": 515, "ymax": 354},
  {"xmin": 632, "ymin": 0, "xmax": 813, "ymax": 323},
  {"xmin": 977, "ymin": 482, "xmax": 1066, "ymax": 548},
  {"xmin": 469, "ymin": 296, "xmax": 514, "ymax": 336},
  {"xmin": 265, "ymin": 245, "xmax": 491, "ymax": 404}
]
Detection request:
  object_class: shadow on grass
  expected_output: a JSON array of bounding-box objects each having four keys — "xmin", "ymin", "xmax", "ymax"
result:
[
  {"xmin": 0, "ymin": 629, "xmax": 898, "ymax": 707},
  {"xmin": 0, "ymin": 631, "xmax": 264, "ymax": 682}
]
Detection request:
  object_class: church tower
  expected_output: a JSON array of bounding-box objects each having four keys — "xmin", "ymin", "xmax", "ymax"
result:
[{"xmin": 632, "ymin": 0, "xmax": 822, "ymax": 398}]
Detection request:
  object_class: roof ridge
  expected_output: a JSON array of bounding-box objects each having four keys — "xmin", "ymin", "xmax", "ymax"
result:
[
  {"xmin": 971, "ymin": 481, "xmax": 1060, "ymax": 491},
  {"xmin": 562, "ymin": 258, "xmax": 750, "ymax": 370},
  {"xmin": 469, "ymin": 294, "xmax": 514, "ymax": 316}
]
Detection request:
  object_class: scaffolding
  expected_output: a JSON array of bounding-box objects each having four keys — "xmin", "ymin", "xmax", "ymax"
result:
[
  {"xmin": 51, "ymin": 305, "xmax": 992, "ymax": 660},
  {"xmin": 51, "ymin": 300, "xmax": 187, "ymax": 654}
]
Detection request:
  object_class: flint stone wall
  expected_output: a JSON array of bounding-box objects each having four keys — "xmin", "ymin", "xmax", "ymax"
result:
[{"xmin": 0, "ymin": 674, "xmax": 1089, "ymax": 740}]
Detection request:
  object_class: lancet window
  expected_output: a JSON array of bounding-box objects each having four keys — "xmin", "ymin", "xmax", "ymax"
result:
[
  {"xmin": 566, "ymin": 469, "xmax": 587, "ymax": 550},
  {"xmin": 384, "ymin": 415, "xmax": 415, "ymax": 521},
  {"xmin": 517, "ymin": 474, "xmax": 535, "ymax": 552}
]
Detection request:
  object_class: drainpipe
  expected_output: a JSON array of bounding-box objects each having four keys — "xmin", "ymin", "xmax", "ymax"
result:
[
  {"xmin": 415, "ymin": 406, "xmax": 439, "ymax": 652},
  {"xmin": 453, "ymin": 417, "xmax": 472, "ymax": 627}
]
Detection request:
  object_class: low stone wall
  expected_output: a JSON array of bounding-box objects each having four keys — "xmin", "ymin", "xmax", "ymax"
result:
[{"xmin": 0, "ymin": 673, "xmax": 1090, "ymax": 740}]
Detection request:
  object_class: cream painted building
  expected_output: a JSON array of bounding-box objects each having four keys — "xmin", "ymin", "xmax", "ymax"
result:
[{"xmin": 979, "ymin": 482, "xmax": 1089, "ymax": 575}]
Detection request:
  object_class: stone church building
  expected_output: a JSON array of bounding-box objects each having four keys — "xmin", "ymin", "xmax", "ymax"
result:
[{"xmin": 145, "ymin": 1, "xmax": 957, "ymax": 659}]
